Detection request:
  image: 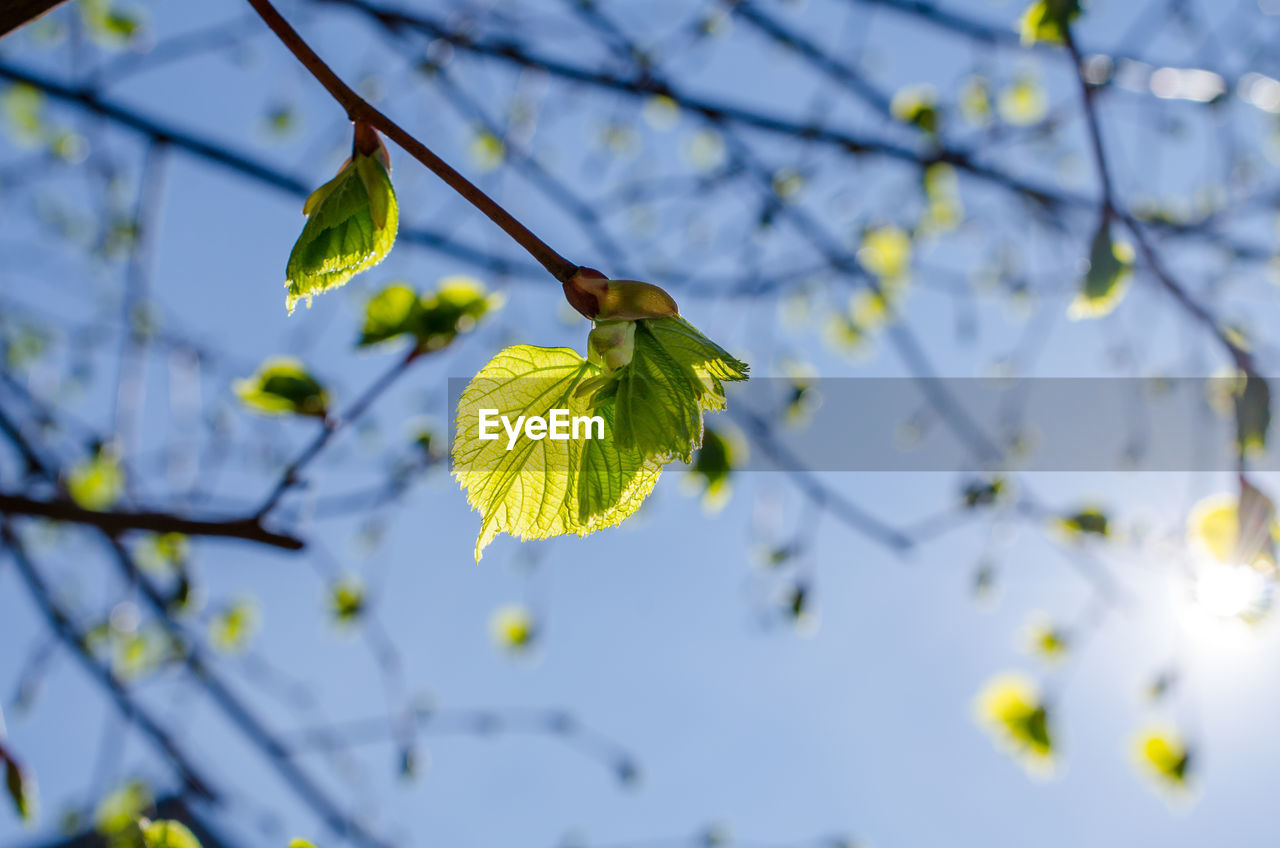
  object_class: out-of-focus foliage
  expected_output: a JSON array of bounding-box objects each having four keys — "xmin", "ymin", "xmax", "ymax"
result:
[
  {"xmin": 358, "ymin": 277, "xmax": 503, "ymax": 352},
  {"xmin": 234, "ymin": 358, "xmax": 329, "ymax": 417},
  {"xmin": 974, "ymin": 672, "xmax": 1055, "ymax": 775},
  {"xmin": 66, "ymin": 447, "xmax": 124, "ymax": 512}
]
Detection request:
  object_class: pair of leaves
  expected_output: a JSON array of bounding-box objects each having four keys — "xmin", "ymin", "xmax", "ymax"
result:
[
  {"xmin": 359, "ymin": 277, "xmax": 502, "ymax": 351},
  {"xmin": 234, "ymin": 357, "xmax": 329, "ymax": 417},
  {"xmin": 286, "ymin": 151, "xmax": 398, "ymax": 314}
]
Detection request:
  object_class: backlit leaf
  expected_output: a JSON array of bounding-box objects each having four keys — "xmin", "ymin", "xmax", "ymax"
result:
[
  {"xmin": 974, "ymin": 672, "xmax": 1054, "ymax": 775},
  {"xmin": 452, "ymin": 345, "xmax": 663, "ymax": 561},
  {"xmin": 67, "ymin": 447, "xmax": 124, "ymax": 512},
  {"xmin": 593, "ymin": 317, "xmax": 749, "ymax": 463},
  {"xmin": 142, "ymin": 820, "xmax": 202, "ymax": 848},
  {"xmin": 359, "ymin": 277, "xmax": 503, "ymax": 351},
  {"xmin": 234, "ymin": 357, "xmax": 328, "ymax": 417},
  {"xmin": 489, "ymin": 604, "xmax": 537, "ymax": 653},
  {"xmin": 286, "ymin": 153, "xmax": 398, "ymax": 314},
  {"xmin": 1069, "ymin": 222, "xmax": 1133, "ymax": 319},
  {"xmin": 1017, "ymin": 0, "xmax": 1081, "ymax": 45},
  {"xmin": 1131, "ymin": 724, "xmax": 1193, "ymax": 795}
]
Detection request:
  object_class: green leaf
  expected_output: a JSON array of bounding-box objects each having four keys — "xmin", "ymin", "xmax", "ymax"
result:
[
  {"xmin": 1069, "ymin": 222, "xmax": 1133, "ymax": 319},
  {"xmin": 890, "ymin": 84, "xmax": 939, "ymax": 134},
  {"xmin": 96, "ymin": 780, "xmax": 153, "ymax": 836},
  {"xmin": 2, "ymin": 749, "xmax": 36, "ymax": 824},
  {"xmin": 286, "ymin": 153, "xmax": 398, "ymax": 314},
  {"xmin": 234, "ymin": 357, "xmax": 329, "ymax": 417},
  {"xmin": 142, "ymin": 820, "xmax": 202, "ymax": 848},
  {"xmin": 209, "ymin": 597, "xmax": 260, "ymax": 654},
  {"xmin": 1236, "ymin": 373, "xmax": 1271, "ymax": 455},
  {"xmin": 452, "ymin": 345, "xmax": 663, "ymax": 561},
  {"xmin": 2, "ymin": 85, "xmax": 46, "ymax": 148},
  {"xmin": 358, "ymin": 276, "xmax": 503, "ymax": 351},
  {"xmin": 489, "ymin": 603, "xmax": 537, "ymax": 653},
  {"xmin": 67, "ymin": 447, "xmax": 124, "ymax": 512},
  {"xmin": 329, "ymin": 576, "xmax": 366, "ymax": 625},
  {"xmin": 593, "ymin": 317, "xmax": 749, "ymax": 463},
  {"xmin": 1056, "ymin": 506, "xmax": 1110, "ymax": 539},
  {"xmin": 1017, "ymin": 0, "xmax": 1081, "ymax": 45}
]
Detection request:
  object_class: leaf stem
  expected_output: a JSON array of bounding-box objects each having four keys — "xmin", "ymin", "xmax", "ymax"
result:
[{"xmin": 244, "ymin": 0, "xmax": 581, "ymax": 282}]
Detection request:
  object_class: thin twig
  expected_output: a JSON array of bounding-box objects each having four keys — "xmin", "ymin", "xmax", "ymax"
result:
[{"xmin": 244, "ymin": 0, "xmax": 581, "ymax": 282}]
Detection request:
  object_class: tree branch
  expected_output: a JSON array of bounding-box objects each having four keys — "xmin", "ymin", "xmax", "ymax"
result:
[
  {"xmin": 0, "ymin": 492, "xmax": 305, "ymax": 550},
  {"xmin": 0, "ymin": 0, "xmax": 70, "ymax": 39},
  {"xmin": 244, "ymin": 0, "xmax": 581, "ymax": 282}
]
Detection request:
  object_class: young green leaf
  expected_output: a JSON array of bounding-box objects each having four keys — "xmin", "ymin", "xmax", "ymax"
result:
[
  {"xmin": 209, "ymin": 598, "xmax": 260, "ymax": 654},
  {"xmin": 1131, "ymin": 724, "xmax": 1193, "ymax": 795},
  {"xmin": 489, "ymin": 603, "xmax": 537, "ymax": 654},
  {"xmin": 1, "ymin": 747, "xmax": 36, "ymax": 824},
  {"xmin": 234, "ymin": 358, "xmax": 329, "ymax": 417},
  {"xmin": 1235, "ymin": 373, "xmax": 1271, "ymax": 456},
  {"xmin": 142, "ymin": 820, "xmax": 203, "ymax": 848},
  {"xmin": 329, "ymin": 576, "xmax": 366, "ymax": 626},
  {"xmin": 286, "ymin": 152, "xmax": 398, "ymax": 314},
  {"xmin": 1017, "ymin": 0, "xmax": 1081, "ymax": 45},
  {"xmin": 1069, "ymin": 223, "xmax": 1133, "ymax": 319},
  {"xmin": 974, "ymin": 672, "xmax": 1055, "ymax": 775},
  {"xmin": 592, "ymin": 317, "xmax": 749, "ymax": 463},
  {"xmin": 67, "ymin": 447, "xmax": 124, "ymax": 512},
  {"xmin": 359, "ymin": 277, "xmax": 503, "ymax": 351},
  {"xmin": 452, "ymin": 345, "xmax": 663, "ymax": 561}
]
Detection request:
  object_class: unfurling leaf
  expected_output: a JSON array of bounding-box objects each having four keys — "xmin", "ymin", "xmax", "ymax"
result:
[
  {"xmin": 234, "ymin": 358, "xmax": 329, "ymax": 417},
  {"xmin": 1069, "ymin": 222, "xmax": 1133, "ymax": 319},
  {"xmin": 67, "ymin": 447, "xmax": 124, "ymax": 512},
  {"xmin": 1017, "ymin": 0, "xmax": 1081, "ymax": 45},
  {"xmin": 359, "ymin": 277, "xmax": 503, "ymax": 351},
  {"xmin": 974, "ymin": 672, "xmax": 1054, "ymax": 775},
  {"xmin": 285, "ymin": 148, "xmax": 398, "ymax": 314},
  {"xmin": 142, "ymin": 820, "xmax": 203, "ymax": 848},
  {"xmin": 590, "ymin": 317, "xmax": 749, "ymax": 463},
  {"xmin": 452, "ymin": 345, "xmax": 663, "ymax": 561}
]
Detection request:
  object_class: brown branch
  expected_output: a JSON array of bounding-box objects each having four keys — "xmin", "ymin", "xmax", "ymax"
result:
[
  {"xmin": 244, "ymin": 0, "xmax": 581, "ymax": 283},
  {"xmin": 0, "ymin": 492, "xmax": 305, "ymax": 550},
  {"xmin": 0, "ymin": 0, "xmax": 70, "ymax": 38}
]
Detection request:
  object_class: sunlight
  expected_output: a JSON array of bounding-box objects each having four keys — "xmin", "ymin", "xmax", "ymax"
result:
[{"xmin": 1192, "ymin": 562, "xmax": 1272, "ymax": 620}]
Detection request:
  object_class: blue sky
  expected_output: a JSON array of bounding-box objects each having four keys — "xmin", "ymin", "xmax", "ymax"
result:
[{"xmin": 3, "ymin": 0, "xmax": 1280, "ymax": 846}]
